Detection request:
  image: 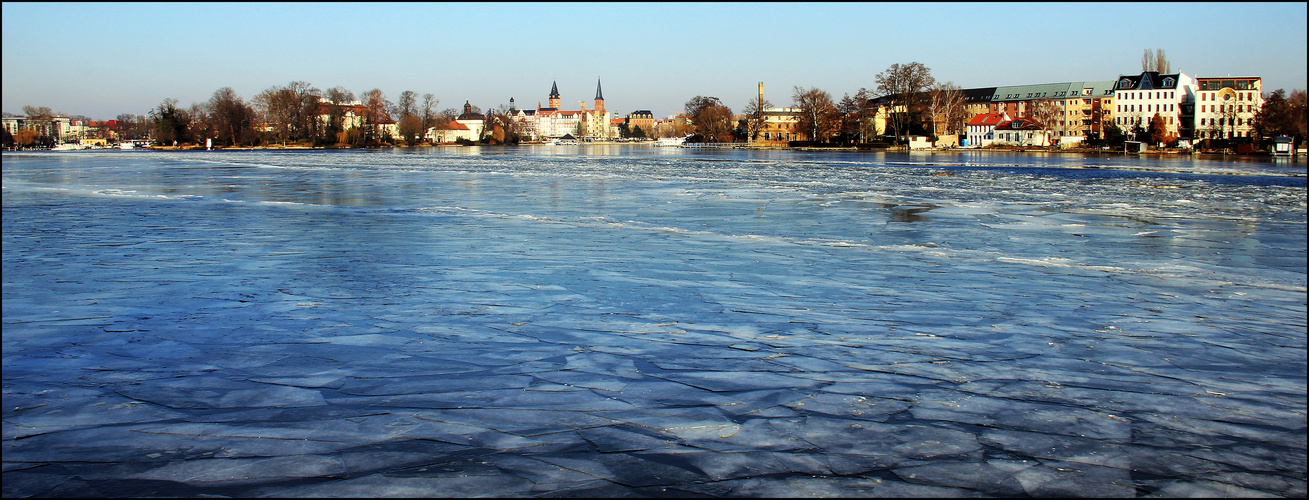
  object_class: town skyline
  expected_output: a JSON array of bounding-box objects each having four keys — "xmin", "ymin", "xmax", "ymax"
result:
[{"xmin": 3, "ymin": 2, "xmax": 1307, "ymax": 120}]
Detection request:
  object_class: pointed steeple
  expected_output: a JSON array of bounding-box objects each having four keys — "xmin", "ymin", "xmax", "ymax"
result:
[
  {"xmin": 595, "ymin": 78, "xmax": 604, "ymax": 100},
  {"xmin": 549, "ymin": 81, "xmax": 560, "ymax": 99}
]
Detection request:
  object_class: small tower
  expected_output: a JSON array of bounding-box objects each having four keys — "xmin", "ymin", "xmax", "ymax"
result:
[
  {"xmin": 548, "ymin": 81, "xmax": 561, "ymax": 109},
  {"xmin": 509, "ymin": 97, "xmax": 516, "ymax": 113},
  {"xmin": 594, "ymin": 78, "xmax": 605, "ymax": 114}
]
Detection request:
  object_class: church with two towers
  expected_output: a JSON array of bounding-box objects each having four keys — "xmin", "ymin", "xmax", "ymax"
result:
[{"xmin": 510, "ymin": 79, "xmax": 612, "ymax": 141}]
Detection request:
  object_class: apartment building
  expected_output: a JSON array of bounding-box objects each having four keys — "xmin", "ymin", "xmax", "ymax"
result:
[
  {"xmin": 983, "ymin": 81, "xmax": 1116, "ymax": 138},
  {"xmin": 1193, "ymin": 76, "xmax": 1262, "ymax": 140},
  {"xmin": 1111, "ymin": 71, "xmax": 1196, "ymax": 140}
]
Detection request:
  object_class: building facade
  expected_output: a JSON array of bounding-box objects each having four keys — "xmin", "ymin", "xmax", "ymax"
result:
[
  {"xmin": 625, "ymin": 110, "xmax": 656, "ymax": 137},
  {"xmin": 1112, "ymin": 71, "xmax": 1196, "ymax": 141},
  {"xmin": 981, "ymin": 81, "xmax": 1116, "ymax": 139},
  {"xmin": 965, "ymin": 112, "xmax": 1009, "ymax": 147},
  {"xmin": 513, "ymin": 80, "xmax": 613, "ymax": 140},
  {"xmin": 993, "ymin": 118, "xmax": 1051, "ymax": 146},
  {"xmin": 1193, "ymin": 76, "xmax": 1262, "ymax": 140}
]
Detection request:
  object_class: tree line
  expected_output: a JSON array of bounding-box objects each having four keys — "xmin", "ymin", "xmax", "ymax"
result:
[
  {"xmin": 680, "ymin": 61, "xmax": 967, "ymax": 145},
  {"xmin": 140, "ymin": 82, "xmax": 479, "ymax": 148}
]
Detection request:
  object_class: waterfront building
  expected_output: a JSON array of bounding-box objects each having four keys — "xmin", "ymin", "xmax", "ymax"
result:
[
  {"xmin": 316, "ymin": 100, "xmax": 368, "ymax": 135},
  {"xmin": 2, "ymin": 115, "xmax": 71, "ymax": 142},
  {"xmin": 983, "ymin": 81, "xmax": 1116, "ymax": 139},
  {"xmin": 993, "ymin": 118, "xmax": 1051, "ymax": 146},
  {"xmin": 625, "ymin": 110, "xmax": 656, "ymax": 138},
  {"xmin": 1111, "ymin": 71, "xmax": 1196, "ymax": 141},
  {"xmin": 965, "ymin": 112, "xmax": 1009, "ymax": 148},
  {"xmin": 455, "ymin": 100, "xmax": 485, "ymax": 140},
  {"xmin": 750, "ymin": 83, "xmax": 826, "ymax": 146},
  {"xmin": 431, "ymin": 120, "xmax": 475, "ymax": 143},
  {"xmin": 513, "ymin": 80, "xmax": 613, "ymax": 140},
  {"xmin": 1193, "ymin": 76, "xmax": 1262, "ymax": 140},
  {"xmin": 960, "ymin": 87, "xmax": 998, "ymax": 126}
]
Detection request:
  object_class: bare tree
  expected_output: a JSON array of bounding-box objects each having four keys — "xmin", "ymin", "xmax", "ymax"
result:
[
  {"xmin": 359, "ymin": 88, "xmax": 393, "ymax": 142},
  {"xmin": 421, "ymin": 93, "xmax": 439, "ymax": 134},
  {"xmin": 22, "ymin": 105, "xmax": 54, "ymax": 119},
  {"xmin": 875, "ymin": 62, "xmax": 935, "ymax": 145},
  {"xmin": 398, "ymin": 115, "xmax": 424, "ymax": 146},
  {"xmin": 1026, "ymin": 98, "xmax": 1062, "ymax": 147},
  {"xmin": 928, "ymin": 82, "xmax": 964, "ymax": 137},
  {"xmin": 684, "ymin": 96, "xmax": 734, "ymax": 142},
  {"xmin": 207, "ymin": 87, "xmax": 257, "ymax": 147},
  {"xmin": 187, "ymin": 101, "xmax": 211, "ymax": 146},
  {"xmin": 1142, "ymin": 48, "xmax": 1171, "ymax": 73},
  {"xmin": 395, "ymin": 90, "xmax": 418, "ymax": 120},
  {"xmin": 254, "ymin": 81, "xmax": 320, "ymax": 144},
  {"xmin": 792, "ymin": 86, "xmax": 838, "ymax": 144},
  {"xmin": 324, "ymin": 86, "xmax": 354, "ymax": 105}
]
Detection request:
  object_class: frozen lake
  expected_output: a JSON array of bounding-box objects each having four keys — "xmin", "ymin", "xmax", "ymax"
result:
[{"xmin": 3, "ymin": 146, "xmax": 1306, "ymax": 497}]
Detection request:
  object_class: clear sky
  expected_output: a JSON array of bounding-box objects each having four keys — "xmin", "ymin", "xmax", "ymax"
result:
[{"xmin": 4, "ymin": 2, "xmax": 1306, "ymax": 120}]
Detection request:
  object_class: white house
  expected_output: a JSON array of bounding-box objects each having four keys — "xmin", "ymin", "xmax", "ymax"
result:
[
  {"xmin": 1112, "ymin": 71, "xmax": 1195, "ymax": 139},
  {"xmin": 966, "ymin": 112, "xmax": 1009, "ymax": 147},
  {"xmin": 993, "ymin": 118, "xmax": 1051, "ymax": 147},
  {"xmin": 430, "ymin": 120, "xmax": 476, "ymax": 143}
]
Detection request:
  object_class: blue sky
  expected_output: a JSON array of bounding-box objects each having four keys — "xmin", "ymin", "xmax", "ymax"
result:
[{"xmin": 4, "ymin": 2, "xmax": 1306, "ymax": 120}]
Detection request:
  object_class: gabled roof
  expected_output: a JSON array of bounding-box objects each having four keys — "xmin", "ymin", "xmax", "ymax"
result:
[
  {"xmin": 1115, "ymin": 71, "xmax": 1182, "ymax": 91},
  {"xmin": 967, "ymin": 113, "xmax": 1007, "ymax": 127},
  {"xmin": 995, "ymin": 118, "xmax": 1044, "ymax": 130}
]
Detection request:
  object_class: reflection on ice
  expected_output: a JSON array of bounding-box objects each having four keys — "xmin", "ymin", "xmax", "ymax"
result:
[{"xmin": 3, "ymin": 148, "xmax": 1305, "ymax": 496}]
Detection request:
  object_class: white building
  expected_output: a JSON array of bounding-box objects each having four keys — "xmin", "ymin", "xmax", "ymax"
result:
[
  {"xmin": 992, "ymin": 118, "xmax": 1051, "ymax": 147},
  {"xmin": 511, "ymin": 80, "xmax": 612, "ymax": 141},
  {"xmin": 1112, "ymin": 71, "xmax": 1195, "ymax": 140},
  {"xmin": 965, "ymin": 112, "xmax": 1009, "ymax": 147},
  {"xmin": 1193, "ymin": 76, "xmax": 1262, "ymax": 140}
]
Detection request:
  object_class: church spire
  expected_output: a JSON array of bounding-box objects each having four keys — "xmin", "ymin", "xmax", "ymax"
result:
[
  {"xmin": 593, "ymin": 78, "xmax": 605, "ymax": 114},
  {"xmin": 548, "ymin": 80, "xmax": 560, "ymax": 109}
]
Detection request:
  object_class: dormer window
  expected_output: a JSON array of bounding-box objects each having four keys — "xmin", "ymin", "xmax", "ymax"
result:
[
  {"xmin": 1162, "ymin": 77, "xmax": 1175, "ymax": 87},
  {"xmin": 1119, "ymin": 78, "xmax": 1132, "ymax": 89}
]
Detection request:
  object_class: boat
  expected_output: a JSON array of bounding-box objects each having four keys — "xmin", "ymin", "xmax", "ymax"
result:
[{"xmin": 655, "ymin": 136, "xmax": 688, "ymax": 147}]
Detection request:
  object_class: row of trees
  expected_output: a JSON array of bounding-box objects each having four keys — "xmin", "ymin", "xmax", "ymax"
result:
[
  {"xmin": 682, "ymin": 61, "xmax": 962, "ymax": 145},
  {"xmin": 140, "ymin": 82, "xmax": 480, "ymax": 148}
]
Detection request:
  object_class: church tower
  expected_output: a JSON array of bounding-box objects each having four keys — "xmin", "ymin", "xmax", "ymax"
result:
[
  {"xmin": 548, "ymin": 81, "xmax": 561, "ymax": 109},
  {"xmin": 594, "ymin": 78, "xmax": 605, "ymax": 114}
]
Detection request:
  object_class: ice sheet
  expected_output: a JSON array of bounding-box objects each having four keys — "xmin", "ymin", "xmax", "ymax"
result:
[{"xmin": 4, "ymin": 148, "xmax": 1305, "ymax": 496}]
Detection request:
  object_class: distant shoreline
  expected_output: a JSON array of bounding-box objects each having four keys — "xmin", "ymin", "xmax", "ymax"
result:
[{"xmin": 6, "ymin": 143, "xmax": 1302, "ymax": 160}]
